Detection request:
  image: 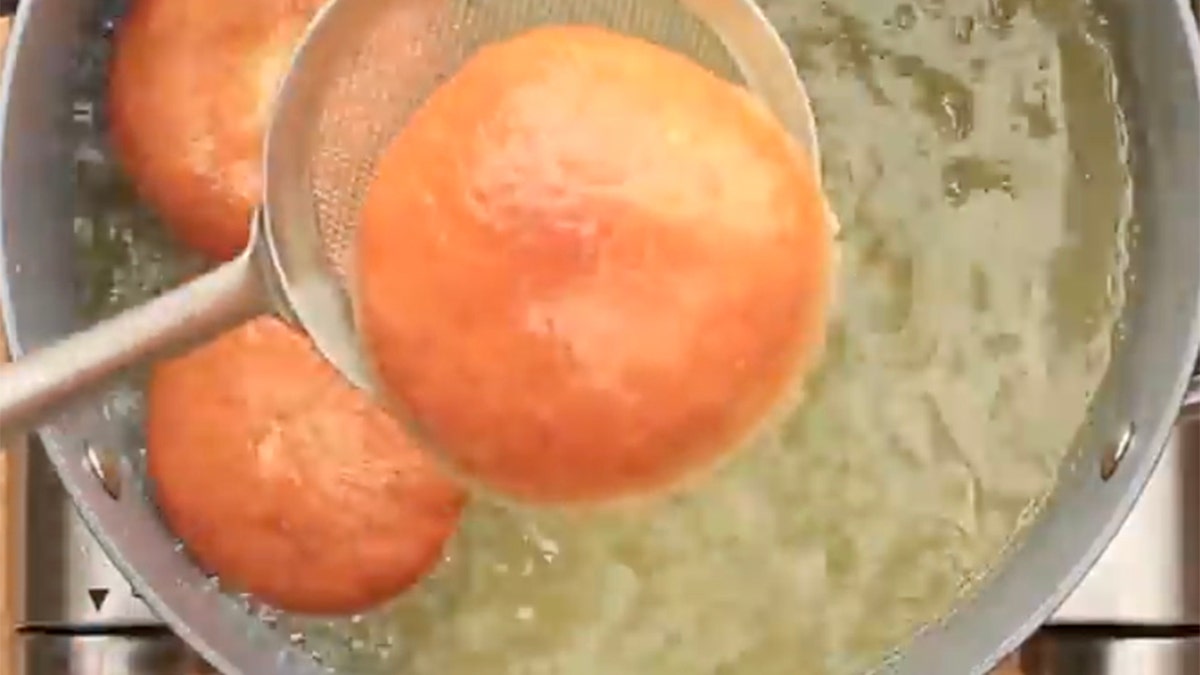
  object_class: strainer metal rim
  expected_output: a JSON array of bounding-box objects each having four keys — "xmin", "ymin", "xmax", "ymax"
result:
[{"xmin": 259, "ymin": 0, "xmax": 822, "ymax": 400}]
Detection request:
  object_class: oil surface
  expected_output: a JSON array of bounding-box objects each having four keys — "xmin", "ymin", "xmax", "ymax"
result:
[{"xmin": 75, "ymin": 0, "xmax": 1131, "ymax": 673}]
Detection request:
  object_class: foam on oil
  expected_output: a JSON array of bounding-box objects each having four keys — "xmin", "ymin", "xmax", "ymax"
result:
[{"xmin": 74, "ymin": 1, "xmax": 1131, "ymax": 673}]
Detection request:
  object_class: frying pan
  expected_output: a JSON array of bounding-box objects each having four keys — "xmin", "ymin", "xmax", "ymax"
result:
[{"xmin": 1, "ymin": 0, "xmax": 1198, "ymax": 674}]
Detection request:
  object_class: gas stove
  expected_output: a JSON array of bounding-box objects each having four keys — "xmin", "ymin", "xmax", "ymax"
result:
[{"xmin": 3, "ymin": 5, "xmax": 1199, "ymax": 675}]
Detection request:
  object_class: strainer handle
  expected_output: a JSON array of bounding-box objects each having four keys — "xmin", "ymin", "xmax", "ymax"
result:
[{"xmin": 0, "ymin": 252, "xmax": 267, "ymax": 440}]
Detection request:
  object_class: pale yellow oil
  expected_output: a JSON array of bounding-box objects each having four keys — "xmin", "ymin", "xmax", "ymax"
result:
[{"xmin": 77, "ymin": 0, "xmax": 1131, "ymax": 673}]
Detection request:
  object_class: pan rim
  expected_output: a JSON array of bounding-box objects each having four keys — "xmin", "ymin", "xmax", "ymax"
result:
[{"xmin": 0, "ymin": 1, "xmax": 1198, "ymax": 674}]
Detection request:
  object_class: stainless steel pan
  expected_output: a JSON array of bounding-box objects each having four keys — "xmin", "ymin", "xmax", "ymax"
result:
[{"xmin": 1, "ymin": 0, "xmax": 1199, "ymax": 674}]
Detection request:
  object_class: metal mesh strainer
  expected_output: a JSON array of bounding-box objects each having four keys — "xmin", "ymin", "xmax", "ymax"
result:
[{"xmin": 0, "ymin": 0, "xmax": 818, "ymax": 441}]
